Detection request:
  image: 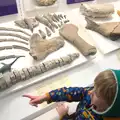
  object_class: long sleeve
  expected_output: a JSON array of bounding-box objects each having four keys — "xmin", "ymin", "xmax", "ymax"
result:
[{"xmin": 46, "ymin": 87, "xmax": 92, "ymax": 103}]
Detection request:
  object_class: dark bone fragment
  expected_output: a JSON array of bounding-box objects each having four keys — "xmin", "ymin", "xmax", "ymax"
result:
[
  {"xmin": 0, "ymin": 73, "xmax": 7, "ymax": 90},
  {"xmin": 39, "ymin": 29, "xmax": 46, "ymax": 39},
  {"xmin": 10, "ymin": 71, "xmax": 16, "ymax": 84},
  {"xmin": 53, "ymin": 13, "xmax": 59, "ymax": 22}
]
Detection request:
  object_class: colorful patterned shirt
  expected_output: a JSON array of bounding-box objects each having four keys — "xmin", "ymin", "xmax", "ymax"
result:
[{"xmin": 46, "ymin": 87, "xmax": 103, "ymax": 120}]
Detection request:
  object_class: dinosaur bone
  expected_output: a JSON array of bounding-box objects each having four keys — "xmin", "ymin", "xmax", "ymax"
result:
[
  {"xmin": 45, "ymin": 27, "xmax": 51, "ymax": 36},
  {"xmin": 48, "ymin": 13, "xmax": 57, "ymax": 22},
  {"xmin": 0, "ymin": 38, "xmax": 28, "ymax": 45},
  {"xmin": 0, "ymin": 33, "xmax": 29, "ymax": 41},
  {"xmin": 35, "ymin": 15, "xmax": 55, "ymax": 32},
  {"xmin": 15, "ymin": 18, "xmax": 39, "ymax": 31},
  {"xmin": 80, "ymin": 3, "xmax": 114, "ymax": 18},
  {"xmin": 59, "ymin": 24, "xmax": 97, "ymax": 56},
  {"xmin": 39, "ymin": 29, "xmax": 46, "ymax": 39},
  {"xmin": 53, "ymin": 13, "xmax": 59, "ymax": 22},
  {"xmin": 43, "ymin": 14, "xmax": 58, "ymax": 29},
  {"xmin": 0, "ymin": 53, "xmax": 79, "ymax": 91},
  {"xmin": 85, "ymin": 17, "xmax": 120, "ymax": 41},
  {"xmin": 35, "ymin": 0, "xmax": 57, "ymax": 6},
  {"xmin": 0, "ymin": 45, "xmax": 29, "ymax": 51},
  {"xmin": 29, "ymin": 33, "xmax": 65, "ymax": 60},
  {"xmin": 0, "ymin": 27, "xmax": 31, "ymax": 36}
]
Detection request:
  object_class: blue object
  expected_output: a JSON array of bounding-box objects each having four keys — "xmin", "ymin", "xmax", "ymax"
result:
[
  {"xmin": 0, "ymin": 0, "xmax": 18, "ymax": 16},
  {"xmin": 67, "ymin": 0, "xmax": 94, "ymax": 4}
]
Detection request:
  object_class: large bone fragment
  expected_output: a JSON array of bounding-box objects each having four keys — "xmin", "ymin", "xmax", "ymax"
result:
[
  {"xmin": 29, "ymin": 33, "xmax": 65, "ymax": 60},
  {"xmin": 80, "ymin": 3, "xmax": 114, "ymax": 18},
  {"xmin": 39, "ymin": 29, "xmax": 46, "ymax": 39},
  {"xmin": 0, "ymin": 33, "xmax": 29, "ymax": 41},
  {"xmin": 59, "ymin": 24, "xmax": 97, "ymax": 56},
  {"xmin": 85, "ymin": 17, "xmax": 120, "ymax": 41},
  {"xmin": 35, "ymin": 0, "xmax": 56, "ymax": 6},
  {"xmin": 0, "ymin": 27, "xmax": 31, "ymax": 36},
  {"xmin": 35, "ymin": 15, "xmax": 55, "ymax": 32}
]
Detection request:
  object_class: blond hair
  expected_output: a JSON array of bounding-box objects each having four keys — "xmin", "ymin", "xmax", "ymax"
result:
[{"xmin": 94, "ymin": 70, "xmax": 117, "ymax": 106}]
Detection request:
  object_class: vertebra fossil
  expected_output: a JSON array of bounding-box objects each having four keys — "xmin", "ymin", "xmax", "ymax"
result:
[
  {"xmin": 0, "ymin": 27, "xmax": 31, "ymax": 36},
  {"xmin": 59, "ymin": 24, "xmax": 97, "ymax": 56},
  {"xmin": 0, "ymin": 55, "xmax": 24, "ymax": 61},
  {"xmin": 35, "ymin": 15, "xmax": 55, "ymax": 32},
  {"xmin": 29, "ymin": 33, "xmax": 65, "ymax": 60},
  {"xmin": 0, "ymin": 53, "xmax": 79, "ymax": 91}
]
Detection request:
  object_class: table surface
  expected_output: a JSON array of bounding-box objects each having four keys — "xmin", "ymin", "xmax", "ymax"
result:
[{"xmin": 0, "ymin": 0, "xmax": 120, "ymax": 120}]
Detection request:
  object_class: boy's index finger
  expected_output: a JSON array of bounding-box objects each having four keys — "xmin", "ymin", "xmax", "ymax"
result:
[{"xmin": 22, "ymin": 95, "xmax": 32, "ymax": 99}]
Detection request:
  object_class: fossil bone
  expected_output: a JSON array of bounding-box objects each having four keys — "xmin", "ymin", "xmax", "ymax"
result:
[
  {"xmin": 15, "ymin": 18, "xmax": 39, "ymax": 31},
  {"xmin": 24, "ymin": 18, "xmax": 39, "ymax": 32},
  {"xmin": 0, "ymin": 53, "xmax": 79, "ymax": 91},
  {"xmin": 80, "ymin": 3, "xmax": 114, "ymax": 18},
  {"xmin": 35, "ymin": 15, "xmax": 55, "ymax": 32},
  {"xmin": 45, "ymin": 27, "xmax": 51, "ymax": 36},
  {"xmin": 0, "ymin": 38, "xmax": 28, "ymax": 45},
  {"xmin": 48, "ymin": 13, "xmax": 57, "ymax": 22},
  {"xmin": 53, "ymin": 13, "xmax": 59, "ymax": 22},
  {"xmin": 29, "ymin": 33, "xmax": 65, "ymax": 60},
  {"xmin": 85, "ymin": 17, "xmax": 120, "ymax": 41},
  {"xmin": 15, "ymin": 20, "xmax": 28, "ymax": 29},
  {"xmin": 43, "ymin": 14, "xmax": 58, "ymax": 29},
  {"xmin": 36, "ymin": 0, "xmax": 56, "ymax": 6},
  {"xmin": 64, "ymin": 20, "xmax": 70, "ymax": 23},
  {"xmin": 39, "ymin": 29, "xmax": 46, "ymax": 39},
  {"xmin": 0, "ymin": 33, "xmax": 29, "ymax": 41},
  {"xmin": 0, "ymin": 45, "xmax": 29, "ymax": 51},
  {"xmin": 59, "ymin": 24, "xmax": 97, "ymax": 56},
  {"xmin": 0, "ymin": 27, "xmax": 31, "ymax": 36}
]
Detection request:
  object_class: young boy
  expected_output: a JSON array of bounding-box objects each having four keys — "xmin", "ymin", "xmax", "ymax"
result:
[{"xmin": 23, "ymin": 69, "xmax": 120, "ymax": 120}]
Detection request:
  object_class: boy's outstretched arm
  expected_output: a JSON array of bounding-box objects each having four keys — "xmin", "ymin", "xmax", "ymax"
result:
[{"xmin": 46, "ymin": 87, "xmax": 92, "ymax": 103}]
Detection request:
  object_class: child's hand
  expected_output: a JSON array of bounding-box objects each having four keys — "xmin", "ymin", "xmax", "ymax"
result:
[
  {"xmin": 56, "ymin": 103, "xmax": 69, "ymax": 118},
  {"xmin": 23, "ymin": 94, "xmax": 47, "ymax": 107}
]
